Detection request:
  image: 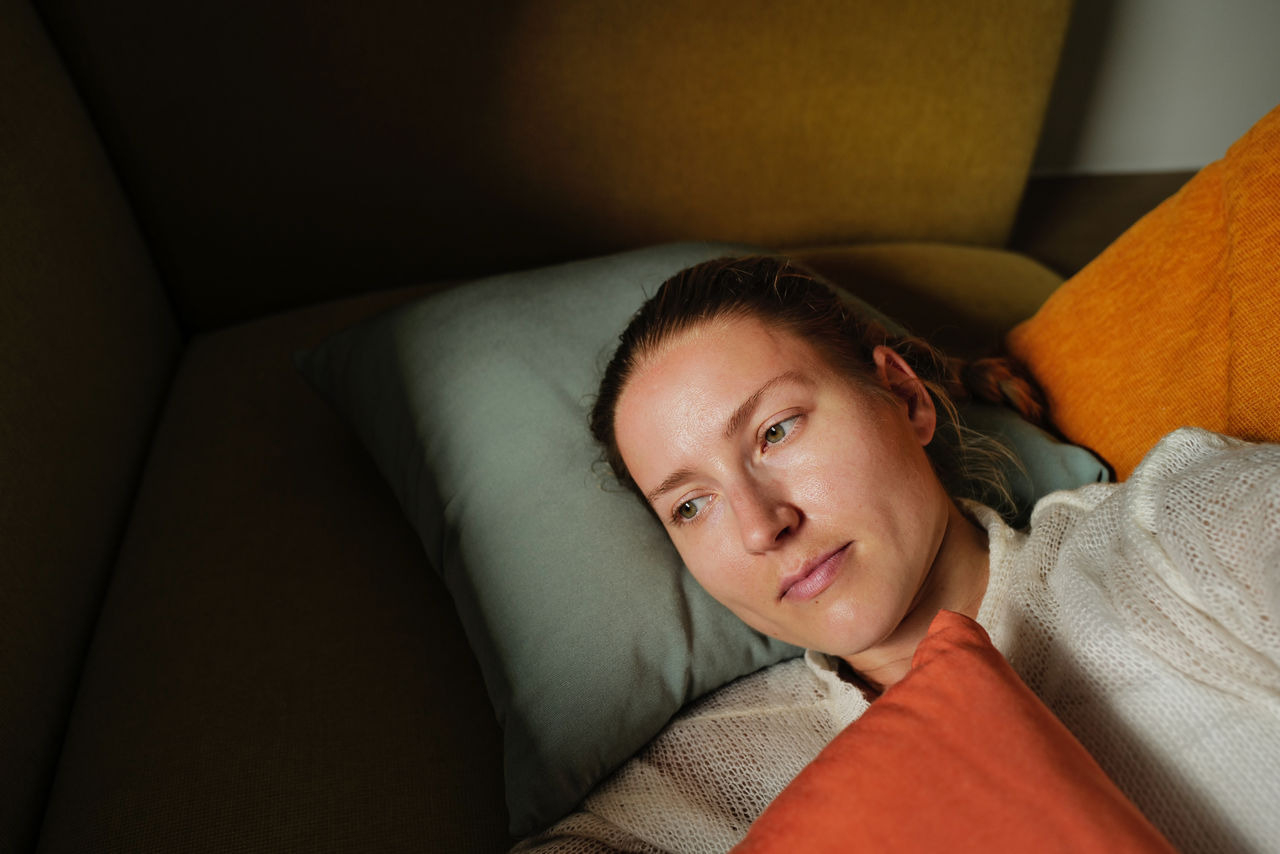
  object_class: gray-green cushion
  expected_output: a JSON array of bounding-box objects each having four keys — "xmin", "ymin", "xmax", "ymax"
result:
[{"xmin": 295, "ymin": 242, "xmax": 1107, "ymax": 835}]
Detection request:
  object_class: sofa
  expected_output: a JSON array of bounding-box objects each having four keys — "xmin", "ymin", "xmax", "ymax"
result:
[{"xmin": 2, "ymin": 2, "xmax": 1088, "ymax": 851}]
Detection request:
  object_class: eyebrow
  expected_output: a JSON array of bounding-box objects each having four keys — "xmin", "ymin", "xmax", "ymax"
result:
[{"xmin": 643, "ymin": 370, "xmax": 810, "ymax": 507}]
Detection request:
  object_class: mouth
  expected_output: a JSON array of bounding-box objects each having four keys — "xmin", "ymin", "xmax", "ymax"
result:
[{"xmin": 778, "ymin": 543, "xmax": 851, "ymax": 602}]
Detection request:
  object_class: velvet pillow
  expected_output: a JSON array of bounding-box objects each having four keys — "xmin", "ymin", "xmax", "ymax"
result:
[
  {"xmin": 731, "ymin": 611, "xmax": 1177, "ymax": 854},
  {"xmin": 1007, "ymin": 103, "xmax": 1280, "ymax": 479},
  {"xmin": 296, "ymin": 242, "xmax": 1106, "ymax": 834}
]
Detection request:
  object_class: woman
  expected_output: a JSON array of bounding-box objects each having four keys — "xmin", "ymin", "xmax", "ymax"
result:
[{"xmin": 517, "ymin": 256, "xmax": 1280, "ymax": 854}]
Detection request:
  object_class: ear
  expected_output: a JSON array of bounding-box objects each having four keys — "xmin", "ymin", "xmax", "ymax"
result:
[{"xmin": 872, "ymin": 345, "xmax": 937, "ymax": 446}]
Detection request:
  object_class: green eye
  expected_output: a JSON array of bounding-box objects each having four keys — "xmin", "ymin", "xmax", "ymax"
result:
[
  {"xmin": 764, "ymin": 416, "xmax": 799, "ymax": 445},
  {"xmin": 676, "ymin": 496, "xmax": 709, "ymax": 521}
]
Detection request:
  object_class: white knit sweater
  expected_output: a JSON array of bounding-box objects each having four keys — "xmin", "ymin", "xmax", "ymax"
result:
[{"xmin": 516, "ymin": 428, "xmax": 1280, "ymax": 854}]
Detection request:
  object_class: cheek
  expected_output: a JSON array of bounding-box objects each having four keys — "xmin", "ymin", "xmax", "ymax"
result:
[
  {"xmin": 785, "ymin": 443, "xmax": 872, "ymax": 510},
  {"xmin": 675, "ymin": 532, "xmax": 750, "ymax": 604}
]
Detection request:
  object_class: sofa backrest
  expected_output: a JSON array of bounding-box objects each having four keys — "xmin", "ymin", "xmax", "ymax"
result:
[
  {"xmin": 35, "ymin": 0, "xmax": 1071, "ymax": 331},
  {"xmin": 0, "ymin": 3, "xmax": 180, "ymax": 850}
]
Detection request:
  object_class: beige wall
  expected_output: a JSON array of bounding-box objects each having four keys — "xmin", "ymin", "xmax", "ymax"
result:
[{"xmin": 1034, "ymin": 0, "xmax": 1280, "ymax": 174}]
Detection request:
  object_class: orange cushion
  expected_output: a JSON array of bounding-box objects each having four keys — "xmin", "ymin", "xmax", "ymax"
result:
[
  {"xmin": 731, "ymin": 611, "xmax": 1175, "ymax": 854},
  {"xmin": 1006, "ymin": 104, "xmax": 1280, "ymax": 479}
]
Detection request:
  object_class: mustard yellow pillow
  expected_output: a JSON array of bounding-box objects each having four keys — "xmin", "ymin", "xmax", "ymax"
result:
[{"xmin": 1007, "ymin": 104, "xmax": 1280, "ymax": 479}]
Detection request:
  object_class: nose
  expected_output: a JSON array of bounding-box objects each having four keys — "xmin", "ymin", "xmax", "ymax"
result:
[{"xmin": 732, "ymin": 480, "xmax": 801, "ymax": 554}]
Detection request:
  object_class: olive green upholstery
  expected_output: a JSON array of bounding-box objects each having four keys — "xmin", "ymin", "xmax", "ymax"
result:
[{"xmin": 35, "ymin": 0, "xmax": 1069, "ymax": 330}]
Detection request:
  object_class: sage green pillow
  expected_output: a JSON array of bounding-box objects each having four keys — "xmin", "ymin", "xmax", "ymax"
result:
[{"xmin": 296, "ymin": 242, "xmax": 1106, "ymax": 835}]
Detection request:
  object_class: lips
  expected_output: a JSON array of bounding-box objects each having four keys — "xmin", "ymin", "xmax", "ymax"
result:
[{"xmin": 779, "ymin": 543, "xmax": 850, "ymax": 601}]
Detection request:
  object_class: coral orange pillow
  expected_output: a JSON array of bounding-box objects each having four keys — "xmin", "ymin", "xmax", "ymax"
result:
[
  {"xmin": 1007, "ymin": 104, "xmax": 1280, "ymax": 480},
  {"xmin": 731, "ymin": 611, "xmax": 1175, "ymax": 854}
]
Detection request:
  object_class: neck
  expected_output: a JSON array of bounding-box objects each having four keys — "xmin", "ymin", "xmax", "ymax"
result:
[{"xmin": 843, "ymin": 500, "xmax": 990, "ymax": 693}]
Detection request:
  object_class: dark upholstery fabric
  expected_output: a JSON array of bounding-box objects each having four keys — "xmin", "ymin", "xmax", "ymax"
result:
[
  {"xmin": 1010, "ymin": 171, "xmax": 1196, "ymax": 277},
  {"xmin": 36, "ymin": 291, "xmax": 509, "ymax": 853},
  {"xmin": 0, "ymin": 2, "xmax": 180, "ymax": 850},
  {"xmin": 35, "ymin": 0, "xmax": 1070, "ymax": 330}
]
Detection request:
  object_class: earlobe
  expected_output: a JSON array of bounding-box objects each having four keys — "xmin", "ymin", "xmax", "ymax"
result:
[{"xmin": 871, "ymin": 345, "xmax": 937, "ymax": 445}]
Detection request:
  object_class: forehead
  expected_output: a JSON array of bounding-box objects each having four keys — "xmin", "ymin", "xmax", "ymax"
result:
[
  {"xmin": 613, "ymin": 316, "xmax": 832, "ymax": 477},
  {"xmin": 625, "ymin": 313, "xmax": 823, "ymax": 403}
]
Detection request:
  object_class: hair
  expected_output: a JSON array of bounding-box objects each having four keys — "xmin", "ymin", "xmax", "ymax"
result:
[{"xmin": 588, "ymin": 255, "xmax": 1049, "ymax": 520}]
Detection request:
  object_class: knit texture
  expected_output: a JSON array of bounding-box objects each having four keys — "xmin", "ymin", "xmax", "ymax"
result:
[
  {"xmin": 977, "ymin": 427, "xmax": 1280, "ymax": 854},
  {"xmin": 514, "ymin": 655, "xmax": 866, "ymax": 853},
  {"xmin": 516, "ymin": 429, "xmax": 1280, "ymax": 854}
]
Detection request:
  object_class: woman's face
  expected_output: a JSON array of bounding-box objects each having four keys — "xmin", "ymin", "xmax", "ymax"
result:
[{"xmin": 613, "ymin": 314, "xmax": 957, "ymax": 662}]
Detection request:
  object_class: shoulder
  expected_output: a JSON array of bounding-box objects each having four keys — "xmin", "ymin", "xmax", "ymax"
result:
[
  {"xmin": 1121, "ymin": 427, "xmax": 1280, "ymax": 531},
  {"xmin": 1027, "ymin": 427, "xmax": 1279, "ymax": 639},
  {"xmin": 1133, "ymin": 426, "xmax": 1278, "ymax": 479},
  {"xmin": 1025, "ymin": 427, "xmax": 1278, "ymax": 524}
]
